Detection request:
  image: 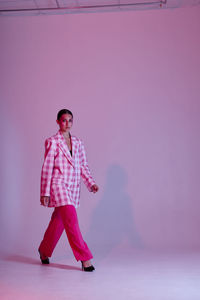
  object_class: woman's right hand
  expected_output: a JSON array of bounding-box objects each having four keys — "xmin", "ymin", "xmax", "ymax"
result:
[{"xmin": 40, "ymin": 196, "xmax": 50, "ymax": 207}]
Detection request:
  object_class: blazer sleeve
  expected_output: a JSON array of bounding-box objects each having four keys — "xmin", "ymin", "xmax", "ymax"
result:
[
  {"xmin": 79, "ymin": 140, "xmax": 96, "ymax": 191},
  {"xmin": 40, "ymin": 138, "xmax": 56, "ymax": 197}
]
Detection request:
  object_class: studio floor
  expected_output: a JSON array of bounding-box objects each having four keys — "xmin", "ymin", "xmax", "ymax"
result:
[{"xmin": 0, "ymin": 248, "xmax": 200, "ymax": 300}]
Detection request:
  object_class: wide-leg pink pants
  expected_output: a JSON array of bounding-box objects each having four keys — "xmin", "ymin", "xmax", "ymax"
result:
[{"xmin": 39, "ymin": 205, "xmax": 93, "ymax": 261}]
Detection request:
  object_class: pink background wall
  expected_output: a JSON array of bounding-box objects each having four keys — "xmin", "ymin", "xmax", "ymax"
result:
[{"xmin": 0, "ymin": 6, "xmax": 200, "ymax": 257}]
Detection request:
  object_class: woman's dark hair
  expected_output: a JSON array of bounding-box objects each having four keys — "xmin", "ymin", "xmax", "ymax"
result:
[{"xmin": 57, "ymin": 109, "xmax": 73, "ymax": 120}]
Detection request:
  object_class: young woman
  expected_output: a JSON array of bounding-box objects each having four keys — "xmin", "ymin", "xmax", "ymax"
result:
[{"xmin": 38, "ymin": 109, "xmax": 99, "ymax": 272}]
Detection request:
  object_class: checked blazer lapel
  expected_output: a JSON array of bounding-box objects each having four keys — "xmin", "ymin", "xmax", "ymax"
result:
[{"xmin": 56, "ymin": 131, "xmax": 75, "ymax": 167}]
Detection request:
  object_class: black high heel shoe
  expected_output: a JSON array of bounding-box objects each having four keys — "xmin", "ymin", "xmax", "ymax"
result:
[
  {"xmin": 38, "ymin": 250, "xmax": 50, "ymax": 265},
  {"xmin": 81, "ymin": 261, "xmax": 95, "ymax": 272}
]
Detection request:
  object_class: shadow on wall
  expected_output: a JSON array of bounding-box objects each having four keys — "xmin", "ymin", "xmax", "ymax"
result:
[{"xmin": 86, "ymin": 164, "xmax": 144, "ymax": 259}]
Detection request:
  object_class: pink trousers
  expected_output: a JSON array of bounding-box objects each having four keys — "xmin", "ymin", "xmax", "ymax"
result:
[{"xmin": 39, "ymin": 205, "xmax": 93, "ymax": 261}]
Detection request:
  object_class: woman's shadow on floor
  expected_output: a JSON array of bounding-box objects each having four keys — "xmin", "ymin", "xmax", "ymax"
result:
[
  {"xmin": 86, "ymin": 164, "xmax": 144, "ymax": 260},
  {"xmin": 3, "ymin": 254, "xmax": 80, "ymax": 271}
]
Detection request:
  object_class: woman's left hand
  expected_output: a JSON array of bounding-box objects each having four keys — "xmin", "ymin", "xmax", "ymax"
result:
[{"xmin": 91, "ymin": 184, "xmax": 99, "ymax": 193}]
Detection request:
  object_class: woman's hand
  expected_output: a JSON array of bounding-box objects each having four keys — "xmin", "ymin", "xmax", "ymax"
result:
[
  {"xmin": 91, "ymin": 184, "xmax": 99, "ymax": 193},
  {"xmin": 40, "ymin": 196, "xmax": 50, "ymax": 207}
]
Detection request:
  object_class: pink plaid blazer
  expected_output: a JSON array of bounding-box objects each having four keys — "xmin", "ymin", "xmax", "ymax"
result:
[{"xmin": 40, "ymin": 131, "xmax": 96, "ymax": 208}]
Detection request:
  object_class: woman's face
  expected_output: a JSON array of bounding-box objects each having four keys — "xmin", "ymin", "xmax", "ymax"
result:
[{"xmin": 57, "ymin": 113, "xmax": 73, "ymax": 132}]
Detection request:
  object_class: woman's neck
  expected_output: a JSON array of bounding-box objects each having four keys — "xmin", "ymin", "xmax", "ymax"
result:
[{"xmin": 61, "ymin": 131, "xmax": 70, "ymax": 139}]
